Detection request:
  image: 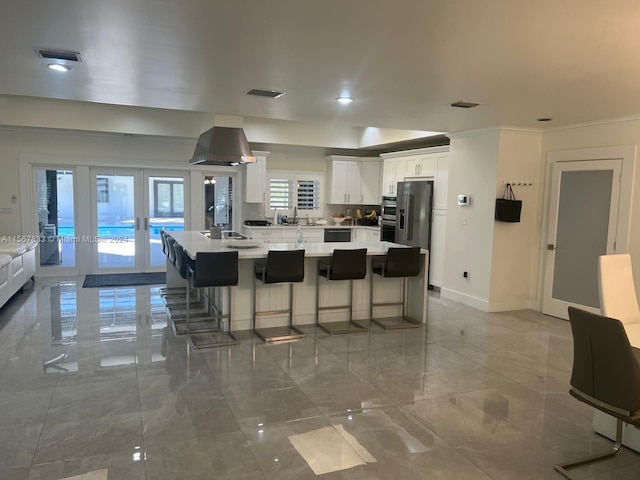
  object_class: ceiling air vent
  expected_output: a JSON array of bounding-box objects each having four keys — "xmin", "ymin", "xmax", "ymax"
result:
[
  {"xmin": 35, "ymin": 48, "xmax": 82, "ymax": 62},
  {"xmin": 245, "ymin": 88, "xmax": 285, "ymax": 99},
  {"xmin": 450, "ymin": 101, "xmax": 480, "ymax": 109}
]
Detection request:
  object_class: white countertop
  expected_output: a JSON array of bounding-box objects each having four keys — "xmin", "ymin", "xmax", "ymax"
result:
[
  {"xmin": 243, "ymin": 224, "xmax": 379, "ymax": 230},
  {"xmin": 169, "ymin": 231, "xmax": 420, "ymax": 260}
]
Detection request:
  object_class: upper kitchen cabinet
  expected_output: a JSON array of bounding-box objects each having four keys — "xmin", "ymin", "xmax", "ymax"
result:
[
  {"xmin": 244, "ymin": 151, "xmax": 268, "ymax": 203},
  {"xmin": 405, "ymin": 154, "xmax": 437, "ymax": 178},
  {"xmin": 326, "ymin": 156, "xmax": 380, "ymax": 205},
  {"xmin": 360, "ymin": 158, "xmax": 381, "ymax": 204},
  {"xmin": 433, "ymin": 152, "xmax": 449, "ymax": 210},
  {"xmin": 380, "ymin": 156, "xmax": 406, "ymax": 196}
]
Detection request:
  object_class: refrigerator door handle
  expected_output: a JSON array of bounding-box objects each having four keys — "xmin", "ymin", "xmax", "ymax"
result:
[
  {"xmin": 407, "ymin": 194, "xmax": 414, "ymax": 241},
  {"xmin": 399, "ymin": 209, "xmax": 405, "ymax": 233}
]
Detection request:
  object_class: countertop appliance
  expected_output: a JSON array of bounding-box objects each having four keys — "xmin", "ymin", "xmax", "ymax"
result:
[
  {"xmin": 395, "ymin": 181, "xmax": 433, "ymax": 251},
  {"xmin": 324, "ymin": 228, "xmax": 351, "ymax": 242},
  {"xmin": 244, "ymin": 220, "xmax": 271, "ymax": 226}
]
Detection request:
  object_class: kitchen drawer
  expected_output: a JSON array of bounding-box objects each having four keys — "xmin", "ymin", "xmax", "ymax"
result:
[{"xmin": 244, "ymin": 228, "xmax": 282, "ymax": 243}]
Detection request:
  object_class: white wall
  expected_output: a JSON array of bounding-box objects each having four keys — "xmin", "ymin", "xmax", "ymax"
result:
[
  {"xmin": 489, "ymin": 129, "xmax": 543, "ymax": 310},
  {"xmin": 442, "ymin": 129, "xmax": 501, "ymax": 310}
]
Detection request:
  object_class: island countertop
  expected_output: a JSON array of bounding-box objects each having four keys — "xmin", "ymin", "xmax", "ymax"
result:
[{"xmin": 169, "ymin": 231, "xmax": 424, "ymax": 260}]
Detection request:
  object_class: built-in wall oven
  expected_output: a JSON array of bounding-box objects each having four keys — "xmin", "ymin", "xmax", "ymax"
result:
[
  {"xmin": 380, "ymin": 196, "xmax": 397, "ymax": 242},
  {"xmin": 381, "ymin": 220, "xmax": 395, "ymax": 242}
]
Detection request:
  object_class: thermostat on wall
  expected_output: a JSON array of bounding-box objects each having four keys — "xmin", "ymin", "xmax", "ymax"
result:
[{"xmin": 458, "ymin": 195, "xmax": 471, "ymax": 205}]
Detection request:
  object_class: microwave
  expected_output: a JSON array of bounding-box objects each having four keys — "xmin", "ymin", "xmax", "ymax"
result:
[{"xmin": 381, "ymin": 196, "xmax": 397, "ymax": 220}]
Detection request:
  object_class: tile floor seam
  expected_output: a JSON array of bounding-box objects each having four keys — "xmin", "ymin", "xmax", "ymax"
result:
[{"xmin": 27, "ymin": 345, "xmax": 66, "ymax": 473}]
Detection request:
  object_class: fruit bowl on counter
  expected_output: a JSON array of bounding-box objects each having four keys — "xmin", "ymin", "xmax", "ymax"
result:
[{"xmin": 330, "ymin": 216, "xmax": 347, "ymax": 225}]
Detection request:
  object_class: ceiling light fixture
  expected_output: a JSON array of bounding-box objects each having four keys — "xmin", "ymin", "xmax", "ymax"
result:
[
  {"xmin": 204, "ymin": 176, "xmax": 216, "ymax": 185},
  {"xmin": 48, "ymin": 63, "xmax": 72, "ymax": 72},
  {"xmin": 336, "ymin": 97, "xmax": 354, "ymax": 105}
]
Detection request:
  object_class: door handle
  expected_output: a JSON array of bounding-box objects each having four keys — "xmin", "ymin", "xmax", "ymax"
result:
[
  {"xmin": 135, "ymin": 217, "xmax": 140, "ymax": 230},
  {"xmin": 144, "ymin": 218, "xmax": 149, "ymax": 231},
  {"xmin": 407, "ymin": 194, "xmax": 414, "ymax": 241},
  {"xmin": 547, "ymin": 244, "xmax": 556, "ymax": 251}
]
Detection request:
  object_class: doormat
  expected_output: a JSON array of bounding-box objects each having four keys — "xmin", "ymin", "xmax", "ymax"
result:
[{"xmin": 82, "ymin": 272, "xmax": 166, "ymax": 288}]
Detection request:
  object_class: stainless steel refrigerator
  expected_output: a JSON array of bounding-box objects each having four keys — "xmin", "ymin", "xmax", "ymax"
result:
[{"xmin": 395, "ymin": 181, "xmax": 433, "ymax": 250}]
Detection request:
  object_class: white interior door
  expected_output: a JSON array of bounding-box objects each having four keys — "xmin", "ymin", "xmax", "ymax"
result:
[{"xmin": 542, "ymin": 159, "xmax": 622, "ymax": 319}]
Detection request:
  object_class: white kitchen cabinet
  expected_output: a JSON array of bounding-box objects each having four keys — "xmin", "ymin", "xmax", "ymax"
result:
[
  {"xmin": 433, "ymin": 153, "xmax": 449, "ymax": 210},
  {"xmin": 429, "ymin": 210, "xmax": 446, "ymax": 287},
  {"xmin": 381, "ymin": 157, "xmax": 406, "ymax": 196},
  {"xmin": 284, "ymin": 228, "xmax": 323, "ymax": 243},
  {"xmin": 352, "ymin": 227, "xmax": 381, "ymax": 242},
  {"xmin": 360, "ymin": 160, "xmax": 381, "ymax": 204},
  {"xmin": 327, "ymin": 157, "xmax": 359, "ymax": 204},
  {"xmin": 366, "ymin": 228, "xmax": 381, "ymax": 242},
  {"xmin": 244, "ymin": 152, "xmax": 268, "ymax": 203},
  {"xmin": 405, "ymin": 153, "xmax": 436, "ymax": 178},
  {"xmin": 242, "ymin": 227, "xmax": 281, "ymax": 243}
]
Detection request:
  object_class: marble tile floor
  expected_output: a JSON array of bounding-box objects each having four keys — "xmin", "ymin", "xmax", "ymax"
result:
[{"xmin": 1, "ymin": 277, "xmax": 639, "ymax": 479}]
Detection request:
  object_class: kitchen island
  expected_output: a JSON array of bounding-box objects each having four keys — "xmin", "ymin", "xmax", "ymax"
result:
[{"xmin": 167, "ymin": 231, "xmax": 428, "ymax": 332}]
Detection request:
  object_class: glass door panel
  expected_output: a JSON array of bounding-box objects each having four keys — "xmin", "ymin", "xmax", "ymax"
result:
[
  {"xmin": 35, "ymin": 168, "xmax": 76, "ymax": 269},
  {"xmin": 147, "ymin": 175, "xmax": 185, "ymax": 269},
  {"xmin": 94, "ymin": 172, "xmax": 140, "ymax": 270},
  {"xmin": 204, "ymin": 175, "xmax": 233, "ymax": 230}
]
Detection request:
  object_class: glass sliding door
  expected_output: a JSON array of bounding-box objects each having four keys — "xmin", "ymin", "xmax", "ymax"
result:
[
  {"xmin": 146, "ymin": 173, "xmax": 186, "ymax": 269},
  {"xmin": 93, "ymin": 170, "xmax": 141, "ymax": 271},
  {"xmin": 35, "ymin": 168, "xmax": 76, "ymax": 269},
  {"xmin": 91, "ymin": 168, "xmax": 187, "ymax": 273}
]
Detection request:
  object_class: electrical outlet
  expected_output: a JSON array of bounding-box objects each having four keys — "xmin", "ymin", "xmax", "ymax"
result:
[{"xmin": 10, "ymin": 195, "xmax": 17, "ymax": 204}]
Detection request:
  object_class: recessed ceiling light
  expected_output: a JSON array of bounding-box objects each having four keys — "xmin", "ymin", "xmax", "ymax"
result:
[
  {"xmin": 48, "ymin": 63, "xmax": 72, "ymax": 72},
  {"xmin": 336, "ymin": 97, "xmax": 354, "ymax": 105}
]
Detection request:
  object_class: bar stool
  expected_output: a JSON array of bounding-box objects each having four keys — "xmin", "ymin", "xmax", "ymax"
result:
[
  {"xmin": 252, "ymin": 249, "xmax": 306, "ymax": 342},
  {"xmin": 369, "ymin": 247, "xmax": 422, "ymax": 330},
  {"xmin": 161, "ymin": 235, "xmax": 188, "ymax": 298},
  {"xmin": 315, "ymin": 248, "xmax": 368, "ymax": 335},
  {"xmin": 166, "ymin": 243, "xmax": 208, "ymax": 328},
  {"xmin": 186, "ymin": 251, "xmax": 240, "ymax": 350}
]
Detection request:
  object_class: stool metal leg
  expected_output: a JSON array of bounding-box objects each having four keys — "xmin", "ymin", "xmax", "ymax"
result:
[
  {"xmin": 317, "ymin": 271, "xmax": 367, "ymax": 335},
  {"xmin": 371, "ymin": 273, "xmax": 421, "ymax": 330},
  {"xmin": 188, "ymin": 285, "xmax": 239, "ymax": 350},
  {"xmin": 253, "ymin": 281, "xmax": 306, "ymax": 343}
]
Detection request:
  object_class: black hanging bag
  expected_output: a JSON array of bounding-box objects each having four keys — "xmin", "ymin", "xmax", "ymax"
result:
[{"xmin": 495, "ymin": 184, "xmax": 522, "ymax": 222}]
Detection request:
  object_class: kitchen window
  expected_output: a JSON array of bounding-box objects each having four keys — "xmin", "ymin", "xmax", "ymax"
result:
[{"xmin": 268, "ymin": 171, "xmax": 324, "ymax": 217}]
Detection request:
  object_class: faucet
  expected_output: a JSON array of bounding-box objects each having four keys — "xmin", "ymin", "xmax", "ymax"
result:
[{"xmin": 293, "ymin": 207, "xmax": 297, "ymax": 223}]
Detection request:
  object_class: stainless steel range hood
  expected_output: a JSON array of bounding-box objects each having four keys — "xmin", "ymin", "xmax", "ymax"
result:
[{"xmin": 189, "ymin": 126, "xmax": 256, "ymax": 166}]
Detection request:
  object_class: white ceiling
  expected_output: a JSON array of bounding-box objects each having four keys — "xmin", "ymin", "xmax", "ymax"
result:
[{"xmin": 2, "ymin": 0, "xmax": 640, "ymax": 134}]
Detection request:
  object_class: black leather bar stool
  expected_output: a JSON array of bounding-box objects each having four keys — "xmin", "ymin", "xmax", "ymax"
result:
[
  {"xmin": 185, "ymin": 251, "xmax": 240, "ymax": 350},
  {"xmin": 369, "ymin": 247, "xmax": 422, "ymax": 329},
  {"xmin": 167, "ymin": 243, "xmax": 209, "ymax": 332},
  {"xmin": 252, "ymin": 249, "xmax": 306, "ymax": 342},
  {"xmin": 161, "ymin": 235, "xmax": 189, "ymax": 299},
  {"xmin": 315, "ymin": 248, "xmax": 368, "ymax": 335}
]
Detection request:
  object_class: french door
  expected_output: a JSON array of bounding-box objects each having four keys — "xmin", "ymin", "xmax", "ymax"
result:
[
  {"xmin": 91, "ymin": 168, "xmax": 187, "ymax": 272},
  {"xmin": 542, "ymin": 159, "xmax": 622, "ymax": 319}
]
